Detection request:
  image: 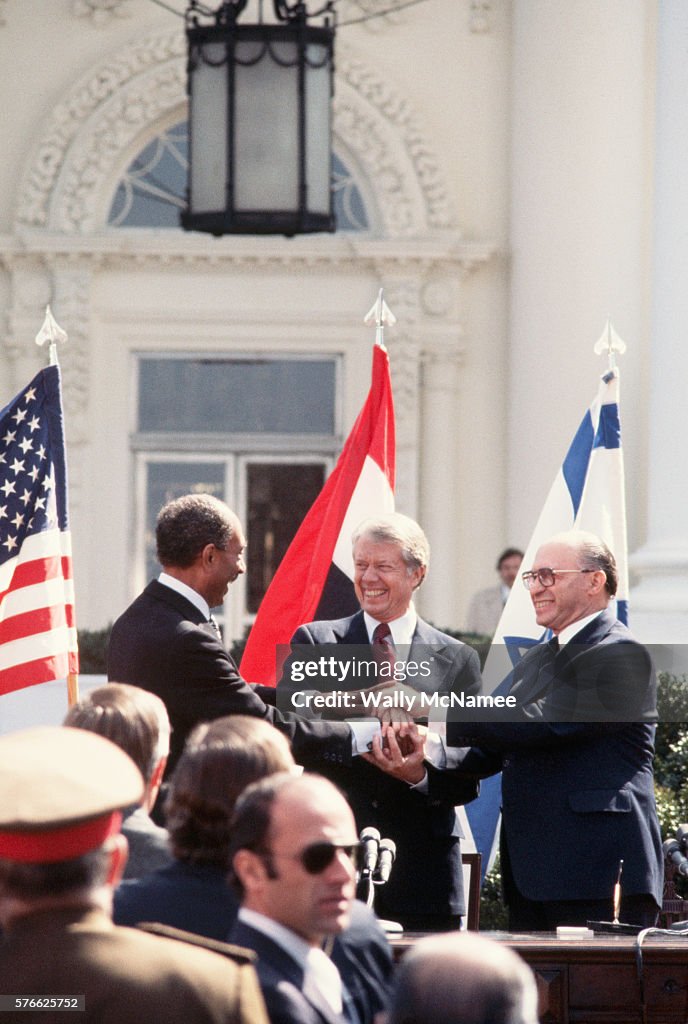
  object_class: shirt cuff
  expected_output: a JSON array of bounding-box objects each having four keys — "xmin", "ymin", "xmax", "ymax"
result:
[
  {"xmin": 349, "ymin": 719, "xmax": 382, "ymax": 756},
  {"xmin": 423, "ymin": 727, "xmax": 447, "ymax": 769},
  {"xmin": 409, "ymin": 770, "xmax": 429, "ymax": 792}
]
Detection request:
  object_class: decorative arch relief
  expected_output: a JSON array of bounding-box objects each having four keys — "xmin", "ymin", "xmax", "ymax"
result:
[{"xmin": 14, "ymin": 28, "xmax": 458, "ymax": 238}]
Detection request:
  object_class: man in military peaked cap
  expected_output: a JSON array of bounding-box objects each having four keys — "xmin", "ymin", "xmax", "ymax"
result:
[{"xmin": 0, "ymin": 726, "xmax": 269, "ymax": 1024}]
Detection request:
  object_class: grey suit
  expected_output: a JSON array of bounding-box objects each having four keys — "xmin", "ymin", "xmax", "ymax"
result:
[{"xmin": 280, "ymin": 611, "xmax": 482, "ymax": 922}]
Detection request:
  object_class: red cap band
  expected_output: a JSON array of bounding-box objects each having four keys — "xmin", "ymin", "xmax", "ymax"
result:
[{"xmin": 0, "ymin": 811, "xmax": 122, "ymax": 864}]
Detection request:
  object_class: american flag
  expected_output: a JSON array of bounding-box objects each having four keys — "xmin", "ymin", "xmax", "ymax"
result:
[{"xmin": 0, "ymin": 365, "xmax": 78, "ymax": 695}]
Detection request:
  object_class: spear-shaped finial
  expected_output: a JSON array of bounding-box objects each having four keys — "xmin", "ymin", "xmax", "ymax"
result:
[
  {"xmin": 593, "ymin": 318, "xmax": 627, "ymax": 373},
  {"xmin": 35, "ymin": 305, "xmax": 68, "ymax": 366},
  {"xmin": 364, "ymin": 288, "xmax": 396, "ymax": 349}
]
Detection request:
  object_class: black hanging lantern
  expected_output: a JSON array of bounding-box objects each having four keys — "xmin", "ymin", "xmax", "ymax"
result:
[{"xmin": 181, "ymin": 0, "xmax": 336, "ymax": 236}]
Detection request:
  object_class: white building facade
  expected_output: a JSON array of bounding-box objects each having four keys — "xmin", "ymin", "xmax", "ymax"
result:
[{"xmin": 0, "ymin": 0, "xmax": 684, "ymax": 648}]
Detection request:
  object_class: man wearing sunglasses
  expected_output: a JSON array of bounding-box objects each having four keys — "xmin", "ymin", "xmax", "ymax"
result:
[
  {"xmin": 442, "ymin": 530, "xmax": 663, "ymax": 931},
  {"xmin": 228, "ymin": 773, "xmax": 363, "ymax": 1024}
]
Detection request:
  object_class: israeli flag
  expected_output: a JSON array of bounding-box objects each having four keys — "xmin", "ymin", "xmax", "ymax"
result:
[{"xmin": 462, "ymin": 365, "xmax": 629, "ymax": 874}]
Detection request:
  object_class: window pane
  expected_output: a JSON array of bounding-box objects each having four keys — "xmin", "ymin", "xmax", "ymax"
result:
[
  {"xmin": 246, "ymin": 462, "xmax": 325, "ymax": 613},
  {"xmin": 138, "ymin": 358, "xmax": 336, "ymax": 435},
  {"xmin": 145, "ymin": 462, "xmax": 225, "ymax": 583}
]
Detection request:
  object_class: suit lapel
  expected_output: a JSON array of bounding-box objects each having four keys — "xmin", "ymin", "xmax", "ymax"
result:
[
  {"xmin": 232, "ymin": 922, "xmax": 345, "ymax": 1024},
  {"xmin": 510, "ymin": 642, "xmax": 558, "ymax": 705},
  {"xmin": 340, "ymin": 612, "xmax": 369, "ymax": 645}
]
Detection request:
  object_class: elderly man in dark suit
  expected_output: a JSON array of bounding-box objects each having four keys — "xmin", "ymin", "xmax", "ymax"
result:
[
  {"xmin": 228, "ymin": 773, "xmax": 363, "ymax": 1024},
  {"xmin": 443, "ymin": 530, "xmax": 663, "ymax": 931},
  {"xmin": 279, "ymin": 513, "xmax": 482, "ymax": 931},
  {"xmin": 107, "ymin": 494, "xmax": 379, "ymax": 779}
]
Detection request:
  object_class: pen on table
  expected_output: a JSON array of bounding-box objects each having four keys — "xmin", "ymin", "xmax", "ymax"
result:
[{"xmin": 612, "ymin": 858, "xmax": 623, "ymax": 924}]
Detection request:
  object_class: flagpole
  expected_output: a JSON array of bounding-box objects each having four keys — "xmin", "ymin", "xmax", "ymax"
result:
[
  {"xmin": 364, "ymin": 288, "xmax": 397, "ymax": 348},
  {"xmin": 35, "ymin": 307, "xmax": 79, "ymax": 707},
  {"xmin": 594, "ymin": 318, "xmax": 627, "ymax": 376}
]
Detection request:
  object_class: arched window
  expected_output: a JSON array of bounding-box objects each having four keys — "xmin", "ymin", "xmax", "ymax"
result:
[{"xmin": 108, "ymin": 120, "xmax": 369, "ymax": 232}]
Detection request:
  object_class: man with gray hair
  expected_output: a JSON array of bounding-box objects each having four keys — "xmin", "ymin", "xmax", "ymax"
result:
[
  {"xmin": 444, "ymin": 529, "xmax": 663, "ymax": 930},
  {"xmin": 280, "ymin": 511, "xmax": 482, "ymax": 930},
  {"xmin": 388, "ymin": 932, "xmax": 539, "ymax": 1024}
]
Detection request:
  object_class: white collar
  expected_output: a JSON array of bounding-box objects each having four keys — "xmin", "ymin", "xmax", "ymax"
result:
[
  {"xmin": 158, "ymin": 572, "xmax": 210, "ymax": 621},
  {"xmin": 556, "ymin": 609, "xmax": 605, "ymax": 647},
  {"xmin": 362, "ymin": 604, "xmax": 417, "ymax": 646},
  {"xmin": 237, "ymin": 908, "xmax": 343, "ymax": 1013}
]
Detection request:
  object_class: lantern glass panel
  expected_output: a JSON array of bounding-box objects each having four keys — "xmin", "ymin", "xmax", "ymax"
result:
[
  {"xmin": 305, "ymin": 42, "xmax": 331, "ymax": 216},
  {"xmin": 189, "ymin": 42, "xmax": 228, "ymax": 213},
  {"xmin": 235, "ymin": 39, "xmax": 299, "ymax": 212}
]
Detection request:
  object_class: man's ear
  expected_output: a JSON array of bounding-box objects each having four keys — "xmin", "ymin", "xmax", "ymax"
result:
[
  {"xmin": 589, "ymin": 569, "xmax": 608, "ymax": 595},
  {"xmin": 412, "ymin": 567, "xmax": 426, "ymax": 591},
  {"xmin": 195, "ymin": 543, "xmax": 212, "ymax": 573},
  {"xmin": 146, "ymin": 756, "xmax": 167, "ymax": 812},
  {"xmin": 106, "ymin": 833, "xmax": 129, "ymax": 887},
  {"xmin": 233, "ymin": 849, "xmax": 269, "ymax": 896}
]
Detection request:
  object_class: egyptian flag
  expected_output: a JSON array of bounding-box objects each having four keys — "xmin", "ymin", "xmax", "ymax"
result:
[{"xmin": 240, "ymin": 342, "xmax": 395, "ymax": 686}]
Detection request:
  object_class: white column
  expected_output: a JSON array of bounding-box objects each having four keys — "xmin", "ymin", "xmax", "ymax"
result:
[
  {"xmin": 418, "ymin": 347, "xmax": 462, "ymax": 628},
  {"xmin": 630, "ymin": 0, "xmax": 688, "ymax": 645},
  {"xmin": 507, "ymin": 1, "xmax": 652, "ymax": 612}
]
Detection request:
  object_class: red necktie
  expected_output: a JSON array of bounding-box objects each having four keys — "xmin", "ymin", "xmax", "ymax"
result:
[{"xmin": 372, "ymin": 622, "xmax": 396, "ymax": 679}]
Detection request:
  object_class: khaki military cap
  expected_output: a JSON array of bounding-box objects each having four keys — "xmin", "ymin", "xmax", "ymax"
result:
[{"xmin": 0, "ymin": 726, "xmax": 144, "ymax": 863}]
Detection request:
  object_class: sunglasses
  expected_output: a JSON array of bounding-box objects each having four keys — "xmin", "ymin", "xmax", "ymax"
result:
[{"xmin": 262, "ymin": 841, "xmax": 362, "ymax": 875}]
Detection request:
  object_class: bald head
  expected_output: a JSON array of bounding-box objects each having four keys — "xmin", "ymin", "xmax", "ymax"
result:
[{"xmin": 388, "ymin": 932, "xmax": 538, "ymax": 1024}]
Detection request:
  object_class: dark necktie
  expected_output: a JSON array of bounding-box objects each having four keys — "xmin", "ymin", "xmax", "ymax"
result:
[{"xmin": 372, "ymin": 622, "xmax": 396, "ymax": 680}]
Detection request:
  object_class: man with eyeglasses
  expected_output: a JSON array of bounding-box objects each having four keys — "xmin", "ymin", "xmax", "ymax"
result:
[
  {"xmin": 228, "ymin": 773, "xmax": 364, "ymax": 1024},
  {"xmin": 441, "ymin": 530, "xmax": 663, "ymax": 931}
]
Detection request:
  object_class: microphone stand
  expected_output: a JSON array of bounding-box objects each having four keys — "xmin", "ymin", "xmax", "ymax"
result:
[{"xmin": 359, "ymin": 842, "xmax": 402, "ymax": 934}]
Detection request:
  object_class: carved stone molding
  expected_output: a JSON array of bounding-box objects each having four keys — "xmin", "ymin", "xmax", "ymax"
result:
[
  {"xmin": 15, "ymin": 29, "xmax": 186, "ymax": 231},
  {"xmin": 49, "ymin": 268, "xmax": 92, "ymax": 451},
  {"xmin": 339, "ymin": 0, "xmax": 408, "ymax": 32},
  {"xmin": 469, "ymin": 1, "xmax": 494, "ymax": 34},
  {"xmin": 71, "ymin": 0, "xmax": 132, "ymax": 26},
  {"xmin": 336, "ymin": 53, "xmax": 458, "ymax": 232},
  {"xmin": 14, "ymin": 28, "xmax": 458, "ymax": 238}
]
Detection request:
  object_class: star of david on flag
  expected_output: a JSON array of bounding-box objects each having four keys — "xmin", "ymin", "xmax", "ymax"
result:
[{"xmin": 462, "ymin": 365, "xmax": 629, "ymax": 875}]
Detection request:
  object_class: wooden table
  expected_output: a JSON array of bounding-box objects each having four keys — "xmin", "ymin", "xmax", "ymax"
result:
[{"xmin": 392, "ymin": 932, "xmax": 688, "ymax": 1023}]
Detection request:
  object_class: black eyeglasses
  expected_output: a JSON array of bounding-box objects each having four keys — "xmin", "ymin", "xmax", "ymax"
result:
[
  {"xmin": 522, "ymin": 568, "xmax": 595, "ymax": 590},
  {"xmin": 262, "ymin": 841, "xmax": 362, "ymax": 875}
]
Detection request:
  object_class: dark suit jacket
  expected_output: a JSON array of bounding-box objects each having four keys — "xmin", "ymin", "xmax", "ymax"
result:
[
  {"xmin": 280, "ymin": 612, "xmax": 482, "ymax": 918},
  {"xmin": 447, "ymin": 608, "xmax": 663, "ymax": 906},
  {"xmin": 228, "ymin": 920, "xmax": 349, "ymax": 1024},
  {"xmin": 107, "ymin": 580, "xmax": 352, "ymax": 774},
  {"xmin": 115, "ymin": 862, "xmax": 392, "ymax": 1024}
]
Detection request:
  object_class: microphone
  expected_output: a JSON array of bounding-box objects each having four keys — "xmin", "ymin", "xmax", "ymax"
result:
[
  {"xmin": 359, "ymin": 827, "xmax": 380, "ymax": 878},
  {"xmin": 676, "ymin": 824, "xmax": 688, "ymax": 849},
  {"xmin": 376, "ymin": 838, "xmax": 396, "ymax": 884},
  {"xmin": 663, "ymin": 838, "xmax": 688, "ymax": 878}
]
